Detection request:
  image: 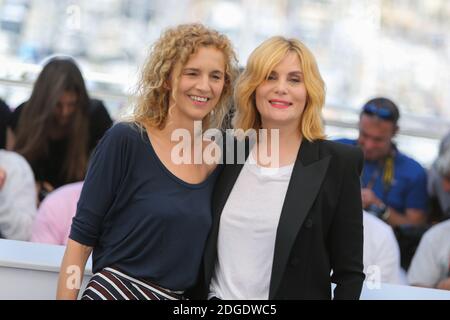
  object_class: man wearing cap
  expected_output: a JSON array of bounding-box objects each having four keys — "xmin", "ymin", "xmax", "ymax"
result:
[{"xmin": 337, "ymin": 97, "xmax": 428, "ymax": 227}]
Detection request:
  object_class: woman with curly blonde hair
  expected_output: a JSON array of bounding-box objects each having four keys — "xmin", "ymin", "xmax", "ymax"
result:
[{"xmin": 57, "ymin": 23, "xmax": 238, "ymax": 300}]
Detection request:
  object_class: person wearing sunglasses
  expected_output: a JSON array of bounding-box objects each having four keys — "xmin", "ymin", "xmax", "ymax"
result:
[{"xmin": 337, "ymin": 97, "xmax": 428, "ymax": 227}]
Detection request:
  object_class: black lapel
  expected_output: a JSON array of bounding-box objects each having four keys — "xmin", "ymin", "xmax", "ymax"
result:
[
  {"xmin": 203, "ymin": 138, "xmax": 249, "ymax": 284},
  {"xmin": 269, "ymin": 139, "xmax": 331, "ymax": 299}
]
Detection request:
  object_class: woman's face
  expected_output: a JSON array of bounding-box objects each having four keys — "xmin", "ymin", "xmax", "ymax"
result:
[
  {"xmin": 169, "ymin": 46, "xmax": 226, "ymax": 125},
  {"xmin": 54, "ymin": 90, "xmax": 78, "ymax": 127},
  {"xmin": 255, "ymin": 52, "xmax": 307, "ymax": 130},
  {"xmin": 442, "ymin": 175, "xmax": 450, "ymax": 193}
]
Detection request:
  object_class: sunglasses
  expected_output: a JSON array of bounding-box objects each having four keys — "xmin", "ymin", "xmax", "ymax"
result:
[{"xmin": 362, "ymin": 103, "xmax": 396, "ymax": 121}]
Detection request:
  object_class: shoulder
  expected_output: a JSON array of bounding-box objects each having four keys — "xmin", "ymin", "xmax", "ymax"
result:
[
  {"xmin": 12, "ymin": 101, "xmax": 26, "ymax": 115},
  {"xmin": 318, "ymin": 139, "xmax": 363, "ymax": 161},
  {"xmin": 40, "ymin": 182, "xmax": 83, "ymax": 209},
  {"xmin": 50, "ymin": 181, "xmax": 84, "ymax": 199},
  {"xmin": 103, "ymin": 122, "xmax": 141, "ymax": 141},
  {"xmin": 0, "ymin": 150, "xmax": 34, "ymax": 184},
  {"xmin": 315, "ymin": 139, "xmax": 363, "ymax": 175},
  {"xmin": 88, "ymin": 99, "xmax": 112, "ymax": 126},
  {"xmin": 89, "ymin": 98, "xmax": 106, "ymax": 110},
  {"xmin": 0, "ymin": 150, "xmax": 32, "ymax": 172},
  {"xmin": 396, "ymin": 151, "xmax": 426, "ymax": 177},
  {"xmin": 422, "ymin": 220, "xmax": 450, "ymax": 244},
  {"xmin": 88, "ymin": 99, "xmax": 109, "ymax": 116},
  {"xmin": 95, "ymin": 122, "xmax": 145, "ymax": 155}
]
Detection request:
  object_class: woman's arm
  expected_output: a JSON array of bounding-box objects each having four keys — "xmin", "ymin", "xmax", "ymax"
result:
[
  {"xmin": 330, "ymin": 146, "xmax": 365, "ymax": 299},
  {"xmin": 56, "ymin": 239, "xmax": 93, "ymax": 300}
]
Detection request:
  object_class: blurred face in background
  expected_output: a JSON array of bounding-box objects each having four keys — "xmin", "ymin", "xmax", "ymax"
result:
[
  {"xmin": 442, "ymin": 176, "xmax": 450, "ymax": 193},
  {"xmin": 54, "ymin": 90, "xmax": 78, "ymax": 128},
  {"xmin": 358, "ymin": 114, "xmax": 397, "ymax": 161}
]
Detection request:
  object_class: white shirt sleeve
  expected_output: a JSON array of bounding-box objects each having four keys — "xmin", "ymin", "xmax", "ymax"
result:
[
  {"xmin": 377, "ymin": 226, "xmax": 402, "ymax": 284},
  {"xmin": 0, "ymin": 151, "xmax": 37, "ymax": 240},
  {"xmin": 407, "ymin": 231, "xmax": 441, "ymax": 287},
  {"xmin": 363, "ymin": 212, "xmax": 402, "ymax": 285}
]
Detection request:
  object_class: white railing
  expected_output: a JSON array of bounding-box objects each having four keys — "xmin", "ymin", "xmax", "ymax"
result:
[
  {"xmin": 1, "ymin": 239, "xmax": 449, "ymax": 300},
  {"xmin": 0, "ymin": 239, "xmax": 92, "ymax": 300}
]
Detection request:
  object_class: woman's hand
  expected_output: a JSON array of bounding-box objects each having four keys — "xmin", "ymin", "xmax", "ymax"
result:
[{"xmin": 436, "ymin": 277, "xmax": 450, "ymax": 291}]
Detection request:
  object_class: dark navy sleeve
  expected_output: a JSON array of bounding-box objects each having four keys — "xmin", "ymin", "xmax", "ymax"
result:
[{"xmin": 69, "ymin": 123, "xmax": 130, "ymax": 246}]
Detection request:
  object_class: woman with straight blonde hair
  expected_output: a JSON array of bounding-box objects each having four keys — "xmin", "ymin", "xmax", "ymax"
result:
[
  {"xmin": 199, "ymin": 36, "xmax": 365, "ymax": 299},
  {"xmin": 57, "ymin": 23, "xmax": 238, "ymax": 300}
]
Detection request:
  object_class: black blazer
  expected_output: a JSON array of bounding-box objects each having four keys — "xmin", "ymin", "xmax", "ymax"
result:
[{"xmin": 198, "ymin": 138, "xmax": 365, "ymax": 300}]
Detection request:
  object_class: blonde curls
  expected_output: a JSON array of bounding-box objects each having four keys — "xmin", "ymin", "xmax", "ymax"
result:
[
  {"xmin": 129, "ymin": 23, "xmax": 238, "ymax": 130},
  {"xmin": 233, "ymin": 36, "xmax": 326, "ymax": 141}
]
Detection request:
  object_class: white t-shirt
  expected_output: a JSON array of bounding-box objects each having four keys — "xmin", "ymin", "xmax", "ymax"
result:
[
  {"xmin": 209, "ymin": 151, "xmax": 294, "ymax": 299},
  {"xmin": 407, "ymin": 219, "xmax": 450, "ymax": 287},
  {"xmin": 363, "ymin": 211, "xmax": 402, "ymax": 284}
]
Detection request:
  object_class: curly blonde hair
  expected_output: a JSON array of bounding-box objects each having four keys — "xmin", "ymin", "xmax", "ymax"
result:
[
  {"xmin": 130, "ymin": 23, "xmax": 238, "ymax": 130},
  {"xmin": 233, "ymin": 36, "xmax": 326, "ymax": 141}
]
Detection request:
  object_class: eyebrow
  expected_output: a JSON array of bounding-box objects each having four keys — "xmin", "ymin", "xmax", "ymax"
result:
[
  {"xmin": 183, "ymin": 68, "xmax": 224, "ymax": 75},
  {"xmin": 269, "ymin": 70, "xmax": 303, "ymax": 76},
  {"xmin": 290, "ymin": 71, "xmax": 303, "ymax": 76}
]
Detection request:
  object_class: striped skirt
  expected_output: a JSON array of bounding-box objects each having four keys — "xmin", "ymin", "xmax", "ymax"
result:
[{"xmin": 81, "ymin": 267, "xmax": 184, "ymax": 300}]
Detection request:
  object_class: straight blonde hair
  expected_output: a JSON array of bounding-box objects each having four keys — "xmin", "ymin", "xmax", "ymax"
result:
[{"xmin": 233, "ymin": 36, "xmax": 326, "ymax": 141}]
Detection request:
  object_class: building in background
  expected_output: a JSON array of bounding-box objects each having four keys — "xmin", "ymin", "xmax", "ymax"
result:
[{"xmin": 0, "ymin": 0, "xmax": 449, "ymax": 165}]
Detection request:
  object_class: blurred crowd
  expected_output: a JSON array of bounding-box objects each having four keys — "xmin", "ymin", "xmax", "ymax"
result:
[{"xmin": 0, "ymin": 55, "xmax": 449, "ymax": 291}]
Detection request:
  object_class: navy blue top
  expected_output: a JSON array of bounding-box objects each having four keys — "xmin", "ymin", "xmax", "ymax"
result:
[
  {"xmin": 336, "ymin": 138, "xmax": 428, "ymax": 214},
  {"xmin": 70, "ymin": 122, "xmax": 220, "ymax": 290}
]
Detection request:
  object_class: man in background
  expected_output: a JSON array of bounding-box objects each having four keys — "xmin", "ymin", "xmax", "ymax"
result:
[{"xmin": 337, "ymin": 97, "xmax": 428, "ymax": 227}]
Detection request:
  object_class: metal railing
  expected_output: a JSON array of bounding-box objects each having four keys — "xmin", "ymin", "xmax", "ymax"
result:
[{"xmin": 1, "ymin": 76, "xmax": 448, "ymax": 167}]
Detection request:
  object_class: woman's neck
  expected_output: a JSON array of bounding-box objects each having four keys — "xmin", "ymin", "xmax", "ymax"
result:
[
  {"xmin": 143, "ymin": 112, "xmax": 205, "ymax": 160},
  {"xmin": 256, "ymin": 124, "xmax": 302, "ymax": 168}
]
